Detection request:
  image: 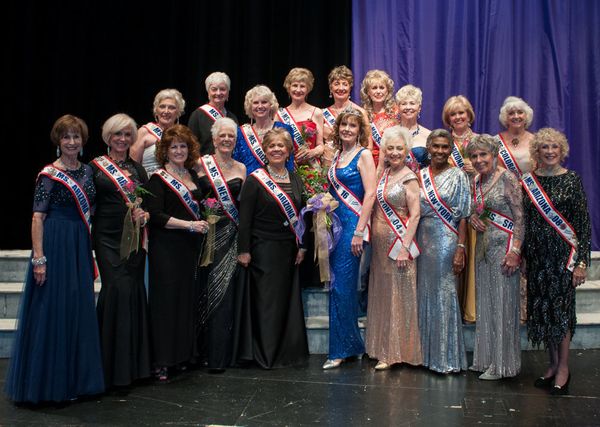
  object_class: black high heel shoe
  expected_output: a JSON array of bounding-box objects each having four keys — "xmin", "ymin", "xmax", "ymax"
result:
[
  {"xmin": 550, "ymin": 374, "xmax": 571, "ymax": 396},
  {"xmin": 534, "ymin": 375, "xmax": 555, "ymax": 388}
]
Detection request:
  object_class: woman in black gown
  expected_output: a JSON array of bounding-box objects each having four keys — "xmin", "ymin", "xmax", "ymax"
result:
[
  {"xmin": 145, "ymin": 124, "xmax": 209, "ymax": 381},
  {"xmin": 91, "ymin": 113, "xmax": 151, "ymax": 389},
  {"xmin": 523, "ymin": 128, "xmax": 591, "ymax": 395},
  {"xmin": 196, "ymin": 117, "xmax": 246, "ymax": 372},
  {"xmin": 236, "ymin": 128, "xmax": 309, "ymax": 369}
]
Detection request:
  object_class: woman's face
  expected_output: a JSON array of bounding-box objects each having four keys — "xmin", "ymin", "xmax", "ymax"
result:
[
  {"xmin": 330, "ymin": 79, "xmax": 351, "ymax": 103},
  {"xmin": 384, "ymin": 138, "xmax": 407, "ymax": 168},
  {"xmin": 505, "ymin": 108, "xmax": 527, "ymax": 131},
  {"xmin": 58, "ymin": 129, "xmax": 82, "ymax": 158},
  {"xmin": 108, "ymin": 127, "xmax": 134, "ymax": 155},
  {"xmin": 167, "ymin": 138, "xmax": 189, "ymax": 167},
  {"xmin": 338, "ymin": 116, "xmax": 360, "ymax": 145},
  {"xmin": 398, "ymin": 97, "xmax": 421, "ymax": 122},
  {"xmin": 208, "ymin": 83, "xmax": 229, "ymax": 107},
  {"xmin": 288, "ymin": 80, "xmax": 309, "ymax": 103},
  {"xmin": 265, "ymin": 137, "xmax": 290, "ymax": 166},
  {"xmin": 449, "ymin": 107, "xmax": 470, "ymax": 132},
  {"xmin": 470, "ymin": 148, "xmax": 495, "ymax": 175},
  {"xmin": 367, "ymin": 79, "xmax": 388, "ymax": 104},
  {"xmin": 214, "ymin": 126, "xmax": 236, "ymax": 156},
  {"xmin": 156, "ymin": 98, "xmax": 179, "ymax": 129},
  {"xmin": 428, "ymin": 137, "xmax": 452, "ymax": 167},
  {"xmin": 537, "ymin": 140, "xmax": 563, "ymax": 169},
  {"xmin": 251, "ymin": 96, "xmax": 272, "ymax": 120}
]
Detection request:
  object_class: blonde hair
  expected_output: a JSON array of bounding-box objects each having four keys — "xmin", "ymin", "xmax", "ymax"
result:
[
  {"xmin": 530, "ymin": 127, "xmax": 569, "ymax": 163},
  {"xmin": 102, "ymin": 113, "xmax": 138, "ymax": 144},
  {"xmin": 442, "ymin": 95, "xmax": 475, "ymax": 129},
  {"xmin": 283, "ymin": 67, "xmax": 314, "ymax": 93},
  {"xmin": 359, "ymin": 69, "xmax": 396, "ymax": 119},
  {"xmin": 243, "ymin": 85, "xmax": 279, "ymax": 119},
  {"xmin": 328, "ymin": 65, "xmax": 354, "ymax": 87},
  {"xmin": 152, "ymin": 88, "xmax": 186, "ymax": 117}
]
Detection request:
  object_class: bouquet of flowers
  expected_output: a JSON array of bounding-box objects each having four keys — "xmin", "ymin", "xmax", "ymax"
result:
[
  {"xmin": 120, "ymin": 182, "xmax": 153, "ymax": 259},
  {"xmin": 200, "ymin": 197, "xmax": 223, "ymax": 266},
  {"xmin": 296, "ymin": 164, "xmax": 329, "ymax": 200},
  {"xmin": 297, "ymin": 123, "xmax": 320, "ymax": 168}
]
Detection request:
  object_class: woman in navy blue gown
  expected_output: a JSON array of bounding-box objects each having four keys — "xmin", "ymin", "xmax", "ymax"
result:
[
  {"xmin": 323, "ymin": 108, "xmax": 377, "ymax": 369},
  {"xmin": 5, "ymin": 115, "xmax": 104, "ymax": 404}
]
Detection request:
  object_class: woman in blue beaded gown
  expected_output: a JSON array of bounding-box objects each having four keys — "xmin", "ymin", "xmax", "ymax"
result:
[
  {"xmin": 323, "ymin": 108, "xmax": 376, "ymax": 370},
  {"xmin": 5, "ymin": 115, "xmax": 104, "ymax": 404},
  {"xmin": 417, "ymin": 129, "xmax": 471, "ymax": 374}
]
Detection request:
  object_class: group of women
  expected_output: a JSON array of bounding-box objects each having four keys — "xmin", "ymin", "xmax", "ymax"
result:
[{"xmin": 5, "ymin": 66, "xmax": 591, "ymax": 405}]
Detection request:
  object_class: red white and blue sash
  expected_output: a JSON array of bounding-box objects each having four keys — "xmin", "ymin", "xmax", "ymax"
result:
[
  {"xmin": 496, "ymin": 134, "xmax": 522, "ymax": 176},
  {"xmin": 474, "ymin": 175, "xmax": 514, "ymax": 254},
  {"xmin": 323, "ymin": 107, "xmax": 337, "ymax": 129},
  {"xmin": 521, "ymin": 172, "xmax": 577, "ymax": 271},
  {"xmin": 155, "ymin": 169, "xmax": 201, "ymax": 220},
  {"xmin": 240, "ymin": 124, "xmax": 267, "ymax": 166},
  {"xmin": 370, "ymin": 121, "xmax": 383, "ymax": 148},
  {"xmin": 419, "ymin": 167, "xmax": 458, "ymax": 235},
  {"xmin": 449, "ymin": 145, "xmax": 466, "ymax": 170},
  {"xmin": 91, "ymin": 156, "xmax": 135, "ymax": 204},
  {"xmin": 377, "ymin": 169, "xmax": 420, "ymax": 260},
  {"xmin": 199, "ymin": 104, "xmax": 224, "ymax": 122},
  {"xmin": 199, "ymin": 155, "xmax": 239, "ymax": 225},
  {"xmin": 276, "ymin": 107, "xmax": 303, "ymax": 150},
  {"xmin": 327, "ymin": 151, "xmax": 370, "ymax": 242},
  {"xmin": 251, "ymin": 168, "xmax": 301, "ymax": 242},
  {"xmin": 39, "ymin": 165, "xmax": 92, "ymax": 234},
  {"xmin": 142, "ymin": 122, "xmax": 163, "ymax": 141}
]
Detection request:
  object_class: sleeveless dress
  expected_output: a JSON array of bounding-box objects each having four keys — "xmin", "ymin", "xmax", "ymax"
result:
[
  {"xmin": 5, "ymin": 165, "xmax": 104, "ymax": 403},
  {"xmin": 328, "ymin": 149, "xmax": 366, "ymax": 359}
]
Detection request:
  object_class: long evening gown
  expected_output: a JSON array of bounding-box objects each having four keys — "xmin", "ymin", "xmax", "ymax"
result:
[
  {"xmin": 471, "ymin": 170, "xmax": 523, "ymax": 377},
  {"xmin": 417, "ymin": 167, "xmax": 471, "ymax": 373},
  {"xmin": 328, "ymin": 149, "xmax": 367, "ymax": 359},
  {"xmin": 524, "ymin": 171, "xmax": 591, "ymax": 347},
  {"xmin": 5, "ymin": 165, "xmax": 104, "ymax": 403},
  {"xmin": 365, "ymin": 171, "xmax": 422, "ymax": 366},
  {"xmin": 92, "ymin": 158, "xmax": 151, "ymax": 388}
]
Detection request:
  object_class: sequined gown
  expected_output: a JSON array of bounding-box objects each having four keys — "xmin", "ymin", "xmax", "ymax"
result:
[
  {"xmin": 524, "ymin": 171, "xmax": 591, "ymax": 348},
  {"xmin": 471, "ymin": 170, "xmax": 524, "ymax": 377},
  {"xmin": 197, "ymin": 177, "xmax": 243, "ymax": 369},
  {"xmin": 5, "ymin": 165, "xmax": 104, "ymax": 403},
  {"xmin": 233, "ymin": 122, "xmax": 295, "ymax": 174},
  {"xmin": 366, "ymin": 171, "xmax": 422, "ymax": 366},
  {"xmin": 328, "ymin": 150, "xmax": 367, "ymax": 359},
  {"xmin": 417, "ymin": 167, "xmax": 471, "ymax": 373}
]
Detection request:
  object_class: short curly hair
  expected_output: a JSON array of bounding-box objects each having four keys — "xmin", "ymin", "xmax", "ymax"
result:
[
  {"xmin": 466, "ymin": 134, "xmax": 500, "ymax": 158},
  {"xmin": 155, "ymin": 124, "xmax": 200, "ymax": 169},
  {"xmin": 425, "ymin": 129, "xmax": 454, "ymax": 151},
  {"xmin": 244, "ymin": 85, "xmax": 279, "ymax": 119},
  {"xmin": 499, "ymin": 96, "xmax": 534, "ymax": 129},
  {"xmin": 283, "ymin": 67, "xmax": 314, "ymax": 93},
  {"xmin": 261, "ymin": 127, "xmax": 294, "ymax": 153},
  {"xmin": 380, "ymin": 125, "xmax": 413, "ymax": 152},
  {"xmin": 50, "ymin": 115, "xmax": 89, "ymax": 146},
  {"xmin": 102, "ymin": 113, "xmax": 138, "ymax": 145},
  {"xmin": 442, "ymin": 95, "xmax": 475, "ymax": 129},
  {"xmin": 530, "ymin": 127, "xmax": 569, "ymax": 164},
  {"xmin": 152, "ymin": 88, "xmax": 186, "ymax": 118}
]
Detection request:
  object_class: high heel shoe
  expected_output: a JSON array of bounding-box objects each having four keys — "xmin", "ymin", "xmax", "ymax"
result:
[
  {"xmin": 322, "ymin": 359, "xmax": 343, "ymax": 370},
  {"xmin": 550, "ymin": 374, "xmax": 570, "ymax": 396},
  {"xmin": 374, "ymin": 361, "xmax": 390, "ymax": 371},
  {"xmin": 534, "ymin": 375, "xmax": 555, "ymax": 388}
]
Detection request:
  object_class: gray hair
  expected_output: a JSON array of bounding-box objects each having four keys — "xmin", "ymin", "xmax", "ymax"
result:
[
  {"xmin": 211, "ymin": 117, "xmax": 238, "ymax": 139},
  {"xmin": 205, "ymin": 72, "xmax": 231, "ymax": 92},
  {"xmin": 380, "ymin": 125, "xmax": 413, "ymax": 151},
  {"xmin": 425, "ymin": 129, "xmax": 454, "ymax": 150},
  {"xmin": 466, "ymin": 134, "xmax": 500, "ymax": 157},
  {"xmin": 102, "ymin": 113, "xmax": 138, "ymax": 144},
  {"xmin": 395, "ymin": 84, "xmax": 423, "ymax": 105},
  {"xmin": 499, "ymin": 96, "xmax": 534, "ymax": 128},
  {"xmin": 153, "ymin": 88, "xmax": 186, "ymax": 117}
]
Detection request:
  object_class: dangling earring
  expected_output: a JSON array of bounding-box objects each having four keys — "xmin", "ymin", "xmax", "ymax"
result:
[
  {"xmin": 107, "ymin": 145, "xmax": 111, "ymax": 155},
  {"xmin": 329, "ymin": 92, "xmax": 333, "ymax": 99},
  {"xmin": 79, "ymin": 147, "xmax": 83, "ymax": 157},
  {"xmin": 427, "ymin": 152, "xmax": 432, "ymax": 160},
  {"xmin": 418, "ymin": 112, "xmax": 421, "ymax": 120},
  {"xmin": 56, "ymin": 146, "xmax": 61, "ymax": 157}
]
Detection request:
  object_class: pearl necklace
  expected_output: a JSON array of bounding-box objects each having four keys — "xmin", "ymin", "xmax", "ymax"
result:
[{"xmin": 267, "ymin": 165, "xmax": 289, "ymax": 180}]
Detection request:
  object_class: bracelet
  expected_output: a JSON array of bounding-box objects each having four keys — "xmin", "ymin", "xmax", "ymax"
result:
[
  {"xmin": 353, "ymin": 230, "xmax": 365, "ymax": 237},
  {"xmin": 577, "ymin": 261, "xmax": 587, "ymax": 269},
  {"xmin": 141, "ymin": 215, "xmax": 147, "ymax": 227},
  {"xmin": 31, "ymin": 256, "xmax": 47, "ymax": 266},
  {"xmin": 510, "ymin": 246, "xmax": 521, "ymax": 256},
  {"xmin": 188, "ymin": 221, "xmax": 195, "ymax": 233},
  {"xmin": 457, "ymin": 243, "xmax": 466, "ymax": 250}
]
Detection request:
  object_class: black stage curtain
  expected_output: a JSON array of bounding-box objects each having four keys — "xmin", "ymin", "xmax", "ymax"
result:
[{"xmin": 4, "ymin": 0, "xmax": 351, "ymax": 248}]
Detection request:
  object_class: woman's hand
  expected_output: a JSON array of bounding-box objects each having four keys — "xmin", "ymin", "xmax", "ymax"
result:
[
  {"xmin": 189, "ymin": 220, "xmax": 209, "ymax": 233},
  {"xmin": 501, "ymin": 252, "xmax": 520, "ymax": 276},
  {"xmin": 33, "ymin": 264, "xmax": 46, "ymax": 286},
  {"xmin": 396, "ymin": 246, "xmax": 409, "ymax": 269},
  {"xmin": 351, "ymin": 235, "xmax": 364, "ymax": 257},
  {"xmin": 572, "ymin": 266, "xmax": 587, "ymax": 288},
  {"xmin": 469, "ymin": 214, "xmax": 488, "ymax": 233},
  {"xmin": 452, "ymin": 247, "xmax": 466, "ymax": 275},
  {"xmin": 295, "ymin": 249, "xmax": 306, "ymax": 265},
  {"xmin": 238, "ymin": 252, "xmax": 251, "ymax": 267},
  {"xmin": 463, "ymin": 160, "xmax": 475, "ymax": 175},
  {"xmin": 132, "ymin": 207, "xmax": 147, "ymax": 223}
]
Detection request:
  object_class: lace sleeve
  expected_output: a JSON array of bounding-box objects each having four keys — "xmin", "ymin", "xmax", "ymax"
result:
[
  {"xmin": 32, "ymin": 175, "xmax": 54, "ymax": 213},
  {"xmin": 503, "ymin": 171, "xmax": 524, "ymax": 241}
]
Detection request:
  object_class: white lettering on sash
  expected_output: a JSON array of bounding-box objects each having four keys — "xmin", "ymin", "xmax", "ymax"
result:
[
  {"xmin": 92, "ymin": 156, "xmax": 134, "ymax": 204},
  {"xmin": 155, "ymin": 169, "xmax": 201, "ymax": 220},
  {"xmin": 449, "ymin": 145, "xmax": 465, "ymax": 169},
  {"xmin": 323, "ymin": 108, "xmax": 337, "ymax": 129},
  {"xmin": 200, "ymin": 155, "xmax": 239, "ymax": 225},
  {"xmin": 240, "ymin": 124, "xmax": 267, "ymax": 166},
  {"xmin": 473, "ymin": 175, "xmax": 514, "ymax": 254},
  {"xmin": 276, "ymin": 108, "xmax": 303, "ymax": 150},
  {"xmin": 370, "ymin": 121, "xmax": 383, "ymax": 148},
  {"xmin": 420, "ymin": 167, "xmax": 458, "ymax": 235},
  {"xmin": 199, "ymin": 104, "xmax": 224, "ymax": 122},
  {"xmin": 143, "ymin": 122, "xmax": 163, "ymax": 141}
]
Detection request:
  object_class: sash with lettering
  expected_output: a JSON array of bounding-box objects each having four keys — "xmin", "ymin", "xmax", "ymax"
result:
[
  {"xmin": 155, "ymin": 169, "xmax": 201, "ymax": 220},
  {"xmin": 323, "ymin": 107, "xmax": 337, "ymax": 129},
  {"xmin": 377, "ymin": 169, "xmax": 420, "ymax": 260},
  {"xmin": 276, "ymin": 108, "xmax": 303, "ymax": 151},
  {"xmin": 251, "ymin": 168, "xmax": 301, "ymax": 242},
  {"xmin": 495, "ymin": 134, "xmax": 522, "ymax": 176},
  {"xmin": 91, "ymin": 156, "xmax": 136, "ymax": 204},
  {"xmin": 39, "ymin": 165, "xmax": 92, "ymax": 234},
  {"xmin": 473, "ymin": 175, "xmax": 515, "ymax": 254},
  {"xmin": 419, "ymin": 167, "xmax": 459, "ymax": 235},
  {"xmin": 199, "ymin": 104, "xmax": 224, "ymax": 122},
  {"xmin": 199, "ymin": 155, "xmax": 239, "ymax": 225},
  {"xmin": 327, "ymin": 151, "xmax": 371, "ymax": 242},
  {"xmin": 142, "ymin": 122, "xmax": 163, "ymax": 141},
  {"xmin": 239, "ymin": 124, "xmax": 267, "ymax": 166},
  {"xmin": 521, "ymin": 172, "xmax": 577, "ymax": 271},
  {"xmin": 449, "ymin": 145, "xmax": 466, "ymax": 170},
  {"xmin": 370, "ymin": 121, "xmax": 383, "ymax": 149}
]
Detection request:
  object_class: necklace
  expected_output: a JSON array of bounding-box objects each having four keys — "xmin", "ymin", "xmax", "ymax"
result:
[
  {"xmin": 537, "ymin": 165, "xmax": 563, "ymax": 176},
  {"xmin": 267, "ymin": 165, "xmax": 289, "ymax": 180},
  {"xmin": 215, "ymin": 156, "xmax": 234, "ymax": 170},
  {"xmin": 411, "ymin": 125, "xmax": 421, "ymax": 138},
  {"xmin": 167, "ymin": 164, "xmax": 188, "ymax": 178},
  {"xmin": 58, "ymin": 157, "xmax": 80, "ymax": 170},
  {"xmin": 339, "ymin": 143, "xmax": 358, "ymax": 162},
  {"xmin": 511, "ymin": 137, "xmax": 520, "ymax": 147}
]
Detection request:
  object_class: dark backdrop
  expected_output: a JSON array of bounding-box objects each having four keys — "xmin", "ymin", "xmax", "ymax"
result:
[{"xmin": 4, "ymin": 0, "xmax": 351, "ymax": 249}]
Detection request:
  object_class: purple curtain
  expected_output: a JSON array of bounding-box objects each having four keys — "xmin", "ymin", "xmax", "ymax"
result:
[{"xmin": 352, "ymin": 0, "xmax": 600, "ymax": 250}]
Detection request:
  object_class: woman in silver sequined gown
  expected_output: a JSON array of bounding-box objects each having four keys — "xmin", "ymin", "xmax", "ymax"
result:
[
  {"xmin": 417, "ymin": 129, "xmax": 471, "ymax": 374},
  {"xmin": 468, "ymin": 134, "xmax": 524, "ymax": 380}
]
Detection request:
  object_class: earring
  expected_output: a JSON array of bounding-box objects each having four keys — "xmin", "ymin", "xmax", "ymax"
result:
[
  {"xmin": 107, "ymin": 146, "xmax": 111, "ymax": 154},
  {"xmin": 329, "ymin": 93, "xmax": 333, "ymax": 98},
  {"xmin": 56, "ymin": 147, "xmax": 61, "ymax": 157},
  {"xmin": 427, "ymin": 152, "xmax": 432, "ymax": 160},
  {"xmin": 418, "ymin": 112, "xmax": 421, "ymax": 120},
  {"xmin": 79, "ymin": 147, "xmax": 83, "ymax": 157}
]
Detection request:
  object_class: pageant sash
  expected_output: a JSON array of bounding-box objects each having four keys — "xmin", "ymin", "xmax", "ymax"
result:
[
  {"xmin": 251, "ymin": 168, "xmax": 301, "ymax": 241},
  {"xmin": 522, "ymin": 172, "xmax": 577, "ymax": 270},
  {"xmin": 327, "ymin": 151, "xmax": 370, "ymax": 242},
  {"xmin": 155, "ymin": 169, "xmax": 201, "ymax": 220},
  {"xmin": 496, "ymin": 134, "xmax": 522, "ymax": 176},
  {"xmin": 142, "ymin": 122, "xmax": 163, "ymax": 141},
  {"xmin": 199, "ymin": 104, "xmax": 224, "ymax": 122},
  {"xmin": 39, "ymin": 165, "xmax": 92, "ymax": 234},
  {"xmin": 323, "ymin": 107, "xmax": 337, "ymax": 129},
  {"xmin": 474, "ymin": 175, "xmax": 514, "ymax": 254},
  {"xmin": 449, "ymin": 145, "xmax": 465, "ymax": 170},
  {"xmin": 370, "ymin": 121, "xmax": 383, "ymax": 148},
  {"xmin": 276, "ymin": 107, "xmax": 303, "ymax": 150},
  {"xmin": 199, "ymin": 155, "xmax": 239, "ymax": 225},
  {"xmin": 377, "ymin": 169, "xmax": 420, "ymax": 260},
  {"xmin": 420, "ymin": 167, "xmax": 458, "ymax": 235},
  {"xmin": 91, "ymin": 156, "xmax": 134, "ymax": 204},
  {"xmin": 240, "ymin": 124, "xmax": 267, "ymax": 166}
]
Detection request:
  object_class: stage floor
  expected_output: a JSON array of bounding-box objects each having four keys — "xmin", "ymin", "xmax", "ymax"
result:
[{"xmin": 1, "ymin": 351, "xmax": 599, "ymax": 426}]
